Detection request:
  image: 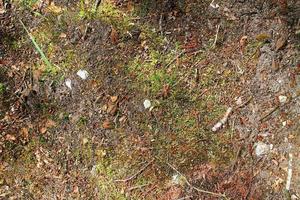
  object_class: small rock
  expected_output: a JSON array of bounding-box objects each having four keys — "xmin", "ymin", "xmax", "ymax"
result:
[
  {"xmin": 143, "ymin": 99, "xmax": 151, "ymax": 109},
  {"xmin": 278, "ymin": 95, "xmax": 287, "ymax": 104},
  {"xmin": 275, "ymin": 36, "xmax": 287, "ymax": 51},
  {"xmin": 76, "ymin": 69, "xmax": 89, "ymax": 80},
  {"xmin": 255, "ymin": 142, "xmax": 271, "ymax": 157},
  {"xmin": 236, "ymin": 96, "xmax": 242, "ymax": 106},
  {"xmin": 65, "ymin": 79, "xmax": 72, "ymax": 89}
]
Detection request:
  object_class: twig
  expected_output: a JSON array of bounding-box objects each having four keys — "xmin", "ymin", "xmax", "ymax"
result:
[
  {"xmin": 212, "ymin": 107, "xmax": 233, "ymax": 132},
  {"xmin": 213, "ymin": 24, "xmax": 221, "ymax": 48},
  {"xmin": 286, "ymin": 143, "xmax": 293, "ymax": 191},
  {"xmin": 159, "ymin": 14, "xmax": 163, "ymax": 34},
  {"xmin": 259, "ymin": 105, "xmax": 280, "ymax": 122},
  {"xmin": 234, "ymin": 96, "xmax": 253, "ymax": 110},
  {"xmin": 259, "ymin": 93, "xmax": 300, "ymax": 122},
  {"xmin": 166, "ymin": 162, "xmax": 227, "ymax": 198},
  {"xmin": 176, "ymin": 196, "xmax": 193, "ymax": 200},
  {"xmin": 115, "ymin": 159, "xmax": 154, "ymax": 182},
  {"xmin": 165, "ymin": 50, "xmax": 187, "ymax": 68},
  {"xmin": 128, "ymin": 183, "xmax": 150, "ymax": 191}
]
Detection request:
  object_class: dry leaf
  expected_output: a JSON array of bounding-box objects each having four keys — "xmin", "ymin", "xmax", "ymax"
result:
[
  {"xmin": 59, "ymin": 33, "xmax": 67, "ymax": 38},
  {"xmin": 110, "ymin": 27, "xmax": 119, "ymax": 44},
  {"xmin": 239, "ymin": 36, "xmax": 248, "ymax": 54},
  {"xmin": 45, "ymin": 119, "xmax": 56, "ymax": 128},
  {"xmin": 119, "ymin": 116, "xmax": 127, "ymax": 123},
  {"xmin": 40, "ymin": 127, "xmax": 47, "ymax": 134},
  {"xmin": 272, "ymin": 58, "xmax": 279, "ymax": 71},
  {"xmin": 103, "ymin": 120, "xmax": 113, "ymax": 129},
  {"xmin": 275, "ymin": 36, "xmax": 287, "ymax": 51},
  {"xmin": 110, "ymin": 95, "xmax": 118, "ymax": 103},
  {"xmin": 20, "ymin": 127, "xmax": 29, "ymax": 140},
  {"xmin": 5, "ymin": 134, "xmax": 16, "ymax": 141},
  {"xmin": 46, "ymin": 2, "xmax": 63, "ymax": 14},
  {"xmin": 107, "ymin": 104, "xmax": 118, "ymax": 115}
]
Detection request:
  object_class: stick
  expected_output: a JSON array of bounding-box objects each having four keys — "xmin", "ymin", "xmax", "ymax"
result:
[
  {"xmin": 212, "ymin": 107, "xmax": 233, "ymax": 132},
  {"xmin": 213, "ymin": 24, "xmax": 220, "ymax": 48},
  {"xmin": 286, "ymin": 143, "xmax": 293, "ymax": 191},
  {"xmin": 115, "ymin": 159, "xmax": 154, "ymax": 182},
  {"xmin": 128, "ymin": 183, "xmax": 150, "ymax": 191},
  {"xmin": 165, "ymin": 50, "xmax": 187, "ymax": 68},
  {"xmin": 166, "ymin": 162, "xmax": 226, "ymax": 198},
  {"xmin": 259, "ymin": 105, "xmax": 279, "ymax": 122}
]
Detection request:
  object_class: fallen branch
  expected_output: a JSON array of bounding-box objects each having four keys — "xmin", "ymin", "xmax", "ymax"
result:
[
  {"xmin": 212, "ymin": 24, "xmax": 221, "ymax": 48},
  {"xmin": 115, "ymin": 159, "xmax": 154, "ymax": 182},
  {"xmin": 212, "ymin": 107, "xmax": 233, "ymax": 132},
  {"xmin": 166, "ymin": 162, "xmax": 227, "ymax": 198}
]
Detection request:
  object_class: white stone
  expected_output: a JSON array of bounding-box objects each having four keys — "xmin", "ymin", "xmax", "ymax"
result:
[
  {"xmin": 278, "ymin": 95, "xmax": 287, "ymax": 104},
  {"xmin": 65, "ymin": 79, "xmax": 72, "ymax": 89},
  {"xmin": 143, "ymin": 99, "xmax": 151, "ymax": 109},
  {"xmin": 76, "ymin": 69, "xmax": 89, "ymax": 80},
  {"xmin": 255, "ymin": 142, "xmax": 271, "ymax": 157}
]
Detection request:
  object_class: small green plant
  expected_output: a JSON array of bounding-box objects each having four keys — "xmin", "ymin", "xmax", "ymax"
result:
[
  {"xmin": 0, "ymin": 83, "xmax": 5, "ymax": 95},
  {"xmin": 20, "ymin": 0, "xmax": 38, "ymax": 9},
  {"xmin": 19, "ymin": 20, "xmax": 59, "ymax": 74}
]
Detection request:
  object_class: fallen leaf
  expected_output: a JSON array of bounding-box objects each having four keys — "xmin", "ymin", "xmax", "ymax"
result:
[
  {"xmin": 272, "ymin": 58, "xmax": 280, "ymax": 71},
  {"xmin": 275, "ymin": 36, "xmax": 287, "ymax": 51},
  {"xmin": 103, "ymin": 120, "xmax": 113, "ymax": 129},
  {"xmin": 119, "ymin": 116, "xmax": 127, "ymax": 123},
  {"xmin": 107, "ymin": 104, "xmax": 118, "ymax": 115},
  {"xmin": 5, "ymin": 134, "xmax": 16, "ymax": 141},
  {"xmin": 110, "ymin": 95, "xmax": 118, "ymax": 103},
  {"xmin": 255, "ymin": 33, "xmax": 271, "ymax": 42},
  {"xmin": 20, "ymin": 127, "xmax": 29, "ymax": 140},
  {"xmin": 162, "ymin": 84, "xmax": 170, "ymax": 98},
  {"xmin": 239, "ymin": 36, "xmax": 248, "ymax": 54},
  {"xmin": 46, "ymin": 2, "xmax": 63, "ymax": 14},
  {"xmin": 59, "ymin": 33, "xmax": 67, "ymax": 38},
  {"xmin": 45, "ymin": 119, "xmax": 56, "ymax": 128},
  {"xmin": 110, "ymin": 27, "xmax": 119, "ymax": 44},
  {"xmin": 40, "ymin": 127, "xmax": 47, "ymax": 134}
]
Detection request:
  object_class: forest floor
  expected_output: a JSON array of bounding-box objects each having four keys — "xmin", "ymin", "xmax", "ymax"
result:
[{"xmin": 0, "ymin": 0, "xmax": 299, "ymax": 199}]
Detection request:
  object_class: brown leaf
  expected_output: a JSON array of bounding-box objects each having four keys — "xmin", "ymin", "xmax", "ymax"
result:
[
  {"xmin": 103, "ymin": 120, "xmax": 113, "ymax": 129},
  {"xmin": 45, "ymin": 119, "xmax": 56, "ymax": 128},
  {"xmin": 20, "ymin": 127, "xmax": 29, "ymax": 140},
  {"xmin": 275, "ymin": 36, "xmax": 287, "ymax": 51},
  {"xmin": 239, "ymin": 36, "xmax": 248, "ymax": 54},
  {"xmin": 40, "ymin": 127, "xmax": 47, "ymax": 134},
  {"xmin": 110, "ymin": 95, "xmax": 118, "ymax": 103},
  {"xmin": 272, "ymin": 58, "xmax": 280, "ymax": 72},
  {"xmin": 110, "ymin": 27, "xmax": 119, "ymax": 44},
  {"xmin": 162, "ymin": 84, "xmax": 170, "ymax": 98},
  {"xmin": 5, "ymin": 134, "xmax": 16, "ymax": 141},
  {"xmin": 107, "ymin": 104, "xmax": 118, "ymax": 115}
]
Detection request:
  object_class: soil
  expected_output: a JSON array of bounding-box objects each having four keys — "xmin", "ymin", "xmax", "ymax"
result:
[{"xmin": 0, "ymin": 0, "xmax": 299, "ymax": 199}]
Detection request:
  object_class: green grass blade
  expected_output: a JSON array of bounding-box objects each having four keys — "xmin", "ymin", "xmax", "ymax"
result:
[{"xmin": 19, "ymin": 19, "xmax": 54, "ymax": 69}]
